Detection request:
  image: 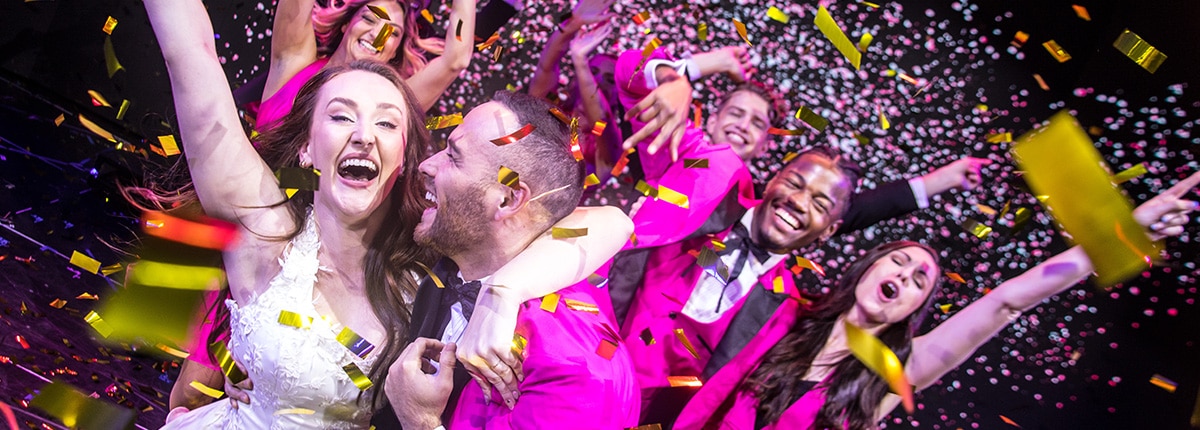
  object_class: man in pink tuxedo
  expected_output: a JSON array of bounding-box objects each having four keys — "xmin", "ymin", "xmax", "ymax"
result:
[
  {"xmin": 604, "ymin": 47, "xmax": 989, "ymax": 425},
  {"xmin": 379, "ymin": 91, "xmax": 639, "ymax": 429}
]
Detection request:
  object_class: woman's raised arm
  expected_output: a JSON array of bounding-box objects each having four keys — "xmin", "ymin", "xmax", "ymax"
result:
[
  {"xmin": 405, "ymin": 0, "xmax": 477, "ymax": 111},
  {"xmin": 262, "ymin": 0, "xmax": 320, "ymax": 100}
]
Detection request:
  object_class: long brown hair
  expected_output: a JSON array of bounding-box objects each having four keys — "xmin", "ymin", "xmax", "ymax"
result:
[
  {"xmin": 318, "ymin": 0, "xmax": 443, "ymax": 79},
  {"xmin": 125, "ymin": 60, "xmax": 433, "ymax": 410},
  {"xmin": 743, "ymin": 241, "xmax": 941, "ymax": 429}
]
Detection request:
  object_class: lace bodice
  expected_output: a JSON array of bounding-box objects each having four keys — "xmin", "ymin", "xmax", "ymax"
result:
[{"xmin": 163, "ymin": 213, "xmax": 377, "ymax": 429}]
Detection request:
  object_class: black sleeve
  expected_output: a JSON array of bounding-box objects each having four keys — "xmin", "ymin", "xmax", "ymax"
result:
[{"xmin": 835, "ymin": 179, "xmax": 920, "ymax": 235}]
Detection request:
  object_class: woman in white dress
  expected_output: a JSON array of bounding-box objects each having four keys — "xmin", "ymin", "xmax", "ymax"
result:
[{"xmin": 142, "ymin": 0, "xmax": 632, "ymax": 427}]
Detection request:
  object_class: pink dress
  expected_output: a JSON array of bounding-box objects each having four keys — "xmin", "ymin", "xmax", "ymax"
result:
[{"xmin": 255, "ymin": 58, "xmax": 331, "ymax": 131}]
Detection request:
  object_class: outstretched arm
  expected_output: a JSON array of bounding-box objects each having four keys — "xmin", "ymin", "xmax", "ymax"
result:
[
  {"xmin": 527, "ymin": 0, "xmax": 615, "ymax": 99},
  {"xmin": 405, "ymin": 0, "xmax": 477, "ymax": 111},
  {"xmin": 454, "ymin": 206, "xmax": 633, "ymax": 406},
  {"xmin": 906, "ymin": 170, "xmax": 1200, "ymax": 390},
  {"xmin": 143, "ymin": 0, "xmax": 290, "ymax": 230},
  {"xmin": 837, "ymin": 156, "xmax": 992, "ymax": 235},
  {"xmin": 262, "ymin": 0, "xmax": 319, "ymax": 101}
]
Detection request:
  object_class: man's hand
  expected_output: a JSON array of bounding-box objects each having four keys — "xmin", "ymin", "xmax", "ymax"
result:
[
  {"xmin": 388, "ymin": 339, "xmax": 456, "ymax": 430},
  {"xmin": 1133, "ymin": 170, "xmax": 1200, "ymax": 241},
  {"xmin": 456, "ymin": 286, "xmax": 525, "ymax": 409},
  {"xmin": 224, "ymin": 363, "xmax": 252, "ymax": 409},
  {"xmin": 569, "ymin": 0, "xmax": 616, "ymax": 28},
  {"xmin": 623, "ymin": 67, "xmax": 693, "ymax": 162},
  {"xmin": 922, "ymin": 156, "xmax": 993, "ymax": 195}
]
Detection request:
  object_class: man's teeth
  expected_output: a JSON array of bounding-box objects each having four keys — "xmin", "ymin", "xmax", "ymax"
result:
[
  {"xmin": 775, "ymin": 208, "xmax": 800, "ymax": 230},
  {"xmin": 339, "ymin": 158, "xmax": 378, "ymax": 172},
  {"xmin": 424, "ymin": 191, "xmax": 437, "ymax": 204}
]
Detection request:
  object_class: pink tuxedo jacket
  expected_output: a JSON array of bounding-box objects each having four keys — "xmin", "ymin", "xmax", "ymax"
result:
[
  {"xmin": 448, "ymin": 284, "xmax": 640, "ymax": 429},
  {"xmin": 674, "ymin": 297, "xmax": 831, "ymax": 430}
]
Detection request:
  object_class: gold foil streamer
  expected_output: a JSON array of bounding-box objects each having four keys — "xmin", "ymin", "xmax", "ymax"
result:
[
  {"xmin": 590, "ymin": 120, "xmax": 607, "ymax": 136},
  {"xmin": 336, "ymin": 327, "xmax": 377, "ymax": 358},
  {"xmin": 103, "ymin": 36, "xmax": 124, "ymax": 77},
  {"xmin": 1011, "ymin": 31, "xmax": 1029, "ymax": 48},
  {"xmin": 945, "ymin": 272, "xmax": 967, "ymax": 283},
  {"xmin": 1113, "ymin": 29, "xmax": 1167, "ymax": 74},
  {"xmin": 84, "ymin": 310, "xmax": 113, "ymax": 338},
  {"xmin": 632, "ymin": 11, "xmax": 651, "ymax": 25},
  {"xmin": 781, "ymin": 152, "xmax": 799, "ymax": 163},
  {"xmin": 639, "ymin": 328, "xmax": 656, "ymax": 346},
  {"xmin": 76, "ymin": 292, "xmax": 98, "ymax": 300},
  {"xmin": 564, "ymin": 299, "xmax": 600, "ymax": 314},
  {"xmin": 49, "ymin": 298, "xmax": 67, "ymax": 309},
  {"xmin": 152, "ymin": 135, "xmax": 179, "ymax": 156},
  {"xmin": 1013, "ymin": 110, "xmax": 1159, "ymax": 286},
  {"xmin": 732, "ymin": 19, "xmax": 752, "ymax": 46},
  {"xmin": 343, "ymin": 362, "xmax": 373, "ymax": 390},
  {"xmin": 767, "ymin": 6, "xmax": 789, "ymax": 24},
  {"xmin": 371, "ymin": 24, "xmax": 395, "ymax": 52},
  {"xmin": 540, "ymin": 293, "xmax": 561, "ymax": 312},
  {"xmin": 683, "ymin": 158, "xmax": 709, "ymax": 169},
  {"xmin": 977, "ymin": 204, "xmax": 998, "ymax": 216},
  {"xmin": 583, "ymin": 173, "xmax": 600, "ymax": 188},
  {"xmin": 1000, "ymin": 415, "xmax": 1020, "ymax": 427},
  {"xmin": 414, "ymin": 261, "xmax": 445, "ymax": 289},
  {"xmin": 586, "ymin": 273, "xmax": 608, "ymax": 288},
  {"xmin": 938, "ymin": 304, "xmax": 953, "ymax": 314},
  {"xmin": 1042, "ymin": 40, "xmax": 1072, "ymax": 62},
  {"xmin": 844, "ymin": 321, "xmax": 914, "ymax": 413},
  {"xmin": 1072, "ymin": 5, "xmax": 1091, "ymax": 21},
  {"xmin": 88, "ymin": 90, "xmax": 111, "ymax": 107},
  {"xmin": 30, "ymin": 381, "xmax": 136, "ymax": 429},
  {"xmin": 1032, "ymin": 73, "xmax": 1049, "ymax": 91},
  {"xmin": 569, "ymin": 117, "xmax": 583, "ymax": 161},
  {"xmin": 667, "ymin": 376, "xmax": 702, "ymax": 387},
  {"xmin": 697, "ymin": 22, "xmax": 708, "ymax": 41},
  {"xmin": 772, "ymin": 276, "xmax": 785, "ymax": 294},
  {"xmin": 611, "ymin": 148, "xmax": 634, "ymax": 176},
  {"xmin": 767, "ymin": 127, "xmax": 804, "ymax": 136},
  {"xmin": 210, "ymin": 340, "xmax": 248, "ymax": 384},
  {"xmin": 367, "ymin": 5, "xmax": 390, "ymax": 20},
  {"xmin": 157, "ymin": 343, "xmax": 189, "ymax": 359},
  {"xmin": 421, "ymin": 9, "xmax": 434, "ymax": 23},
  {"xmin": 102, "ymin": 16, "xmax": 118, "ymax": 34},
  {"xmin": 275, "ymin": 167, "xmax": 320, "ymax": 191},
  {"xmin": 814, "ymin": 6, "xmax": 862, "ymax": 70},
  {"xmin": 551, "ymin": 227, "xmax": 588, "ymax": 238},
  {"xmin": 425, "ymin": 112, "xmax": 463, "ymax": 130},
  {"xmin": 1150, "ymin": 374, "xmax": 1177, "ymax": 393},
  {"xmin": 142, "ymin": 211, "xmax": 238, "ymax": 250},
  {"xmin": 858, "ymin": 32, "xmax": 874, "ymax": 52},
  {"xmin": 793, "ymin": 256, "xmax": 826, "ymax": 276},
  {"xmin": 986, "ymin": 132, "xmax": 1012, "ymax": 143},
  {"xmin": 634, "ymin": 180, "xmax": 690, "ymax": 209},
  {"xmin": 498, "ymin": 166, "xmax": 520, "ymax": 189},
  {"xmin": 79, "ymin": 114, "xmax": 116, "ymax": 142},
  {"xmin": 54, "ymin": 114, "xmax": 65, "ymax": 126},
  {"xmin": 69, "ymin": 251, "xmax": 101, "ymax": 274},
  {"xmin": 275, "ymin": 408, "xmax": 317, "ymax": 416},
  {"xmin": 278, "ymin": 310, "xmax": 314, "ymax": 329},
  {"xmin": 793, "ymin": 106, "xmax": 830, "ymax": 132},
  {"xmin": 961, "ymin": 218, "xmax": 993, "ymax": 239},
  {"xmin": 673, "ymin": 328, "xmax": 700, "ymax": 359},
  {"xmin": 490, "ymin": 123, "xmax": 536, "ymax": 146},
  {"xmin": 861, "ymin": 2, "xmax": 881, "ymax": 8},
  {"xmin": 116, "ymin": 99, "xmax": 130, "ymax": 121},
  {"xmin": 879, "ymin": 108, "xmax": 891, "ymax": 130},
  {"xmin": 189, "ymin": 380, "xmax": 224, "ymax": 398},
  {"xmin": 456, "ymin": 20, "xmax": 464, "ymax": 41},
  {"xmin": 127, "ymin": 260, "xmax": 224, "ymax": 290},
  {"xmin": 548, "ymin": 107, "xmax": 570, "ymax": 124},
  {"xmin": 1112, "ymin": 163, "xmax": 1148, "ymax": 184},
  {"xmin": 512, "ymin": 333, "xmax": 528, "ymax": 356}
]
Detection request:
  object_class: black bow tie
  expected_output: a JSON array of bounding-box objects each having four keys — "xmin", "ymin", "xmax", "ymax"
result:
[
  {"xmin": 436, "ymin": 263, "xmax": 482, "ymax": 321},
  {"xmin": 720, "ymin": 222, "xmax": 773, "ymax": 272}
]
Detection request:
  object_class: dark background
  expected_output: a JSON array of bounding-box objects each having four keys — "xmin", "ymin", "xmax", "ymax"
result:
[{"xmin": 0, "ymin": 0, "xmax": 1197, "ymax": 428}]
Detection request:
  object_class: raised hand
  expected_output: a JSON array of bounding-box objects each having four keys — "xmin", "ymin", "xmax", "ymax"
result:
[
  {"xmin": 570, "ymin": 23, "xmax": 613, "ymax": 58},
  {"xmin": 622, "ymin": 70, "xmax": 693, "ymax": 162},
  {"xmin": 387, "ymin": 339, "xmax": 457, "ymax": 430},
  {"xmin": 1133, "ymin": 170, "xmax": 1200, "ymax": 240},
  {"xmin": 455, "ymin": 287, "xmax": 525, "ymax": 409},
  {"xmin": 570, "ymin": 0, "xmax": 616, "ymax": 27},
  {"xmin": 922, "ymin": 156, "xmax": 993, "ymax": 194}
]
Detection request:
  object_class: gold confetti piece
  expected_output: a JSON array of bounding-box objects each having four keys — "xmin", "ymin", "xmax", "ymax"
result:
[
  {"xmin": 564, "ymin": 299, "xmax": 600, "ymax": 314},
  {"xmin": 142, "ymin": 211, "xmax": 238, "ymax": 250},
  {"xmin": 1032, "ymin": 73, "xmax": 1050, "ymax": 91},
  {"xmin": 938, "ymin": 303, "xmax": 953, "ymax": 313},
  {"xmin": 1012, "ymin": 207, "xmax": 1033, "ymax": 231},
  {"xmin": 590, "ymin": 120, "xmax": 607, "ymax": 136},
  {"xmin": 116, "ymin": 99, "xmax": 130, "ymax": 120},
  {"xmin": 961, "ymin": 218, "xmax": 993, "ymax": 239},
  {"xmin": 103, "ymin": 36, "xmax": 124, "ymax": 77},
  {"xmin": 371, "ymin": 24, "xmax": 395, "ymax": 52},
  {"xmin": 732, "ymin": 19, "xmax": 752, "ymax": 46},
  {"xmin": 697, "ymin": 22, "xmax": 708, "ymax": 41},
  {"xmin": 790, "ymin": 256, "xmax": 826, "ymax": 276},
  {"xmin": 630, "ymin": 424, "xmax": 664, "ymax": 430},
  {"xmin": 632, "ymin": 11, "xmax": 651, "ymax": 25},
  {"xmin": 540, "ymin": 293, "xmax": 561, "ymax": 313},
  {"xmin": 1013, "ymin": 111, "xmax": 1159, "ymax": 287},
  {"xmin": 767, "ymin": 127, "xmax": 803, "ymax": 136},
  {"xmin": 1072, "ymin": 5, "xmax": 1091, "ymax": 21},
  {"xmin": 710, "ymin": 239, "xmax": 726, "ymax": 251},
  {"xmin": 1000, "ymin": 415, "xmax": 1021, "ymax": 428},
  {"xmin": 1113, "ymin": 29, "xmax": 1167, "ymax": 74},
  {"xmin": 683, "ymin": 158, "xmax": 709, "ymax": 169},
  {"xmin": 1011, "ymin": 31, "xmax": 1029, "ymax": 48},
  {"xmin": 977, "ymin": 204, "xmax": 998, "ymax": 216},
  {"xmin": 54, "ymin": 114, "xmax": 65, "ymax": 126},
  {"xmin": 420, "ymin": 9, "xmax": 434, "ymax": 23},
  {"xmin": 425, "ymin": 112, "xmax": 463, "ymax": 130},
  {"xmin": 879, "ymin": 109, "xmax": 891, "ymax": 130},
  {"xmin": 596, "ymin": 339, "xmax": 618, "ymax": 359},
  {"xmin": 667, "ymin": 376, "xmax": 703, "ymax": 387},
  {"xmin": 998, "ymin": 200, "xmax": 1013, "ymax": 219},
  {"xmin": 279, "ymin": 310, "xmax": 314, "ymax": 329},
  {"xmin": 157, "ymin": 343, "xmax": 189, "ymax": 359},
  {"xmin": 209, "ymin": 340, "xmax": 248, "ymax": 384},
  {"xmin": 31, "ymin": 381, "xmax": 136, "ymax": 429},
  {"xmin": 548, "ymin": 107, "xmax": 570, "ymax": 124},
  {"xmin": 274, "ymin": 167, "xmax": 320, "ymax": 191},
  {"xmin": 793, "ymin": 106, "xmax": 829, "ymax": 132},
  {"xmin": 551, "ymin": 227, "xmax": 588, "ymax": 239},
  {"xmin": 986, "ymin": 132, "xmax": 1012, "ymax": 143},
  {"xmin": 154, "ymin": 135, "xmax": 179, "ymax": 156},
  {"xmin": 49, "ymin": 298, "xmax": 67, "ymax": 309},
  {"xmin": 75, "ymin": 292, "xmax": 98, "ymax": 300},
  {"xmin": 772, "ymin": 276, "xmax": 785, "ymax": 294},
  {"xmin": 1042, "ymin": 40, "xmax": 1071, "ymax": 62},
  {"xmin": 814, "ymin": 6, "xmax": 862, "ymax": 70},
  {"xmin": 78, "ymin": 114, "xmax": 116, "ymax": 142},
  {"xmin": 1088, "ymin": 126, "xmax": 1104, "ymax": 137},
  {"xmin": 844, "ymin": 321, "xmax": 914, "ymax": 413},
  {"xmin": 275, "ymin": 408, "xmax": 317, "ymax": 416},
  {"xmin": 498, "ymin": 166, "xmax": 520, "ymax": 189},
  {"xmin": 861, "ymin": 1, "xmax": 881, "ymax": 8},
  {"xmin": 586, "ymin": 273, "xmax": 608, "ymax": 288},
  {"xmin": 568, "ymin": 117, "xmax": 583, "ymax": 161},
  {"xmin": 945, "ymin": 272, "xmax": 966, "ymax": 283},
  {"xmin": 102, "ymin": 16, "xmax": 118, "ymax": 34},
  {"xmin": 490, "ymin": 123, "xmax": 536, "ymax": 146},
  {"xmin": 767, "ymin": 6, "xmax": 789, "ymax": 24},
  {"xmin": 1112, "ymin": 163, "xmax": 1148, "ymax": 184},
  {"xmin": 583, "ymin": 173, "xmax": 600, "ymax": 188},
  {"xmin": 858, "ymin": 32, "xmax": 874, "ymax": 52},
  {"xmin": 656, "ymin": 184, "xmax": 690, "ymax": 209},
  {"xmin": 414, "ymin": 261, "xmax": 445, "ymax": 289},
  {"xmin": 674, "ymin": 328, "xmax": 700, "ymax": 359},
  {"xmin": 88, "ymin": 90, "xmax": 112, "ymax": 107},
  {"xmin": 1150, "ymin": 374, "xmax": 1177, "ymax": 393},
  {"xmin": 639, "ymin": 328, "xmax": 656, "ymax": 346},
  {"xmin": 336, "ymin": 327, "xmax": 377, "ymax": 358},
  {"xmin": 127, "ymin": 260, "xmax": 224, "ymax": 290},
  {"xmin": 69, "ymin": 251, "xmax": 101, "ymax": 274},
  {"xmin": 456, "ymin": 20, "xmax": 464, "ymax": 41},
  {"xmin": 367, "ymin": 4, "xmax": 390, "ymax": 20},
  {"xmin": 188, "ymin": 380, "xmax": 224, "ymax": 399},
  {"xmin": 782, "ymin": 152, "xmax": 799, "ymax": 163},
  {"xmin": 896, "ymin": 72, "xmax": 918, "ymax": 85},
  {"xmin": 84, "ymin": 311, "xmax": 113, "ymax": 338},
  {"xmin": 343, "ymin": 362, "xmax": 373, "ymax": 390},
  {"xmin": 512, "ymin": 333, "xmax": 528, "ymax": 356}
]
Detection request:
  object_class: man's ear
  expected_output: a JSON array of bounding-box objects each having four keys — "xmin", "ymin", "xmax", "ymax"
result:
[
  {"xmin": 495, "ymin": 181, "xmax": 532, "ymax": 221},
  {"xmin": 818, "ymin": 219, "xmax": 843, "ymax": 243}
]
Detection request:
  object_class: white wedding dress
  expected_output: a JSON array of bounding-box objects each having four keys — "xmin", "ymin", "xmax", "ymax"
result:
[{"xmin": 163, "ymin": 214, "xmax": 376, "ymax": 429}]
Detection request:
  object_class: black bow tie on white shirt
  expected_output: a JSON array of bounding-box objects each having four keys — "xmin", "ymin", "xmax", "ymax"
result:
[
  {"xmin": 719, "ymin": 222, "xmax": 773, "ymax": 281},
  {"xmin": 440, "ymin": 273, "xmax": 482, "ymax": 321}
]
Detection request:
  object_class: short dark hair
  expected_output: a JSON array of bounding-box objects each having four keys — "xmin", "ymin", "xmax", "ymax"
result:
[
  {"xmin": 716, "ymin": 81, "xmax": 784, "ymax": 123},
  {"xmin": 786, "ymin": 145, "xmax": 863, "ymax": 216},
  {"xmin": 490, "ymin": 91, "xmax": 584, "ymax": 228}
]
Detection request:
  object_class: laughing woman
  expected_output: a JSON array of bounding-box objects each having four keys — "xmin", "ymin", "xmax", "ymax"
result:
[
  {"xmin": 674, "ymin": 172, "xmax": 1199, "ymax": 430},
  {"xmin": 143, "ymin": 0, "xmax": 630, "ymax": 427}
]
